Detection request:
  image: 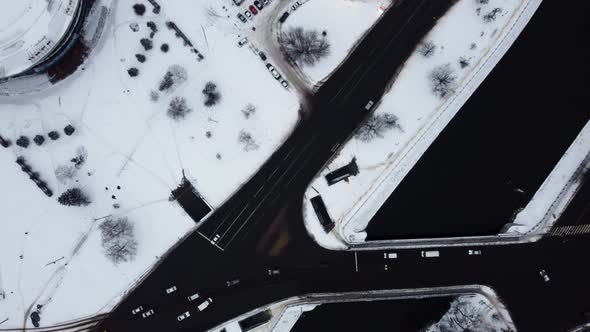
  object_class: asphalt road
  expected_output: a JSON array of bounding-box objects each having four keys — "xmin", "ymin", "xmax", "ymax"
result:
[{"xmin": 97, "ymin": 0, "xmax": 590, "ymax": 331}]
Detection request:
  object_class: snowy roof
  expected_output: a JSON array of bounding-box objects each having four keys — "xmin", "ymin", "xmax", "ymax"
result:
[{"xmin": 0, "ymin": 0, "xmax": 81, "ymax": 79}]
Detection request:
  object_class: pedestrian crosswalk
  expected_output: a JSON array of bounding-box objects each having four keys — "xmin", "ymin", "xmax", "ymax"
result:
[{"xmin": 550, "ymin": 224, "xmax": 590, "ymax": 236}]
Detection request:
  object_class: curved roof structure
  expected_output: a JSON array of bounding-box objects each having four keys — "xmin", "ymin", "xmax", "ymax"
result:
[{"xmin": 0, "ymin": 0, "xmax": 81, "ymax": 79}]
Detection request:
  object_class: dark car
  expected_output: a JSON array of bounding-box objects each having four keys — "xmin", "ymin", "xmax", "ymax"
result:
[
  {"xmin": 237, "ymin": 13, "xmax": 247, "ymax": 23},
  {"xmin": 254, "ymin": 0, "xmax": 263, "ymax": 10},
  {"xmin": 249, "ymin": 5, "xmax": 258, "ymax": 15}
]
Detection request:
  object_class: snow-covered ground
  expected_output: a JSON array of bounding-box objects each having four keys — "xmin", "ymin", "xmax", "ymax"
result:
[
  {"xmin": 426, "ymin": 293, "xmax": 514, "ymax": 332},
  {"xmin": 303, "ymin": 0, "xmax": 543, "ymax": 249},
  {"xmin": 506, "ymin": 120, "xmax": 590, "ymax": 235},
  {"xmin": 281, "ymin": 0, "xmax": 391, "ymax": 86},
  {"xmin": 0, "ymin": 0, "xmax": 299, "ymax": 327}
]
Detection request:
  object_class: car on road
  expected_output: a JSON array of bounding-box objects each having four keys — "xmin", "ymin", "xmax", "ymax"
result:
[
  {"xmin": 421, "ymin": 250, "xmax": 440, "ymax": 258},
  {"xmin": 238, "ymin": 37, "xmax": 248, "ymax": 47},
  {"xmin": 166, "ymin": 285, "xmax": 177, "ymax": 294},
  {"xmin": 237, "ymin": 13, "xmax": 247, "ymax": 23},
  {"xmin": 177, "ymin": 311, "xmax": 191, "ymax": 321},
  {"xmin": 254, "ymin": 0, "xmax": 264, "ymax": 10},
  {"xmin": 131, "ymin": 305, "xmax": 143, "ymax": 315},
  {"xmin": 268, "ymin": 268, "xmax": 280, "ymax": 276},
  {"xmin": 187, "ymin": 292, "xmax": 200, "ymax": 302},
  {"xmin": 365, "ymin": 100, "xmax": 374, "ymax": 110},
  {"xmin": 142, "ymin": 309, "xmax": 155, "ymax": 318},
  {"xmin": 540, "ymin": 269, "xmax": 550, "ymax": 282},
  {"xmin": 249, "ymin": 5, "xmax": 258, "ymax": 15},
  {"xmin": 226, "ymin": 278, "xmax": 241, "ymax": 287},
  {"xmin": 280, "ymin": 79, "xmax": 289, "ymax": 88},
  {"xmin": 244, "ymin": 10, "xmax": 253, "ymax": 20},
  {"xmin": 383, "ymin": 252, "xmax": 398, "ymax": 259},
  {"xmin": 198, "ymin": 298, "xmax": 213, "ymax": 311},
  {"xmin": 266, "ymin": 64, "xmax": 281, "ymax": 79},
  {"xmin": 468, "ymin": 249, "xmax": 482, "ymax": 256}
]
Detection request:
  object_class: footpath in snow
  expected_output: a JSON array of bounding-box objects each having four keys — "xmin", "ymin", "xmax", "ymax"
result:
[{"xmin": 302, "ymin": 0, "xmax": 544, "ymax": 249}]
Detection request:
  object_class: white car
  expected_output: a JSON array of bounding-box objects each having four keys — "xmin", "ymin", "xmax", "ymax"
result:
[
  {"xmin": 238, "ymin": 37, "xmax": 248, "ymax": 47},
  {"xmin": 280, "ymin": 79, "xmax": 289, "ymax": 88},
  {"xmin": 365, "ymin": 100, "xmax": 374, "ymax": 110},
  {"xmin": 187, "ymin": 292, "xmax": 200, "ymax": 302},
  {"xmin": 266, "ymin": 64, "xmax": 281, "ymax": 79},
  {"xmin": 291, "ymin": 1, "xmax": 302, "ymax": 11},
  {"xmin": 540, "ymin": 269, "xmax": 550, "ymax": 282},
  {"xmin": 244, "ymin": 10, "xmax": 253, "ymax": 20},
  {"xmin": 383, "ymin": 252, "xmax": 398, "ymax": 259},
  {"xmin": 468, "ymin": 249, "xmax": 482, "ymax": 256},
  {"xmin": 142, "ymin": 309, "xmax": 155, "ymax": 318},
  {"xmin": 197, "ymin": 298, "xmax": 213, "ymax": 311},
  {"xmin": 421, "ymin": 250, "xmax": 440, "ymax": 258},
  {"xmin": 131, "ymin": 305, "xmax": 143, "ymax": 315},
  {"xmin": 166, "ymin": 285, "xmax": 177, "ymax": 294},
  {"xmin": 268, "ymin": 269, "xmax": 280, "ymax": 276},
  {"xmin": 177, "ymin": 311, "xmax": 191, "ymax": 321}
]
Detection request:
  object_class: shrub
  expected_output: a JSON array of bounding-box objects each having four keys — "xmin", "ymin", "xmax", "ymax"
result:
[
  {"xmin": 16, "ymin": 136, "xmax": 30, "ymax": 148},
  {"xmin": 57, "ymin": 188, "xmax": 91, "ymax": 207},
  {"xmin": 202, "ymin": 81, "xmax": 221, "ymax": 107},
  {"xmin": 33, "ymin": 135, "xmax": 45, "ymax": 146}
]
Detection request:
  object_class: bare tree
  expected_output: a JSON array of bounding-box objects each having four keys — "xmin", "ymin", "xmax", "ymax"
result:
[
  {"xmin": 99, "ymin": 217, "xmax": 138, "ymax": 264},
  {"xmin": 355, "ymin": 113, "xmax": 401, "ymax": 142},
  {"xmin": 280, "ymin": 27, "xmax": 331, "ymax": 66},
  {"xmin": 158, "ymin": 65, "xmax": 188, "ymax": 93},
  {"xmin": 238, "ymin": 130, "xmax": 259, "ymax": 151},
  {"xmin": 167, "ymin": 96, "xmax": 193, "ymax": 121},
  {"xmin": 418, "ymin": 41, "xmax": 437, "ymax": 58},
  {"xmin": 429, "ymin": 64, "xmax": 457, "ymax": 98},
  {"xmin": 241, "ymin": 103, "xmax": 256, "ymax": 119},
  {"xmin": 55, "ymin": 165, "xmax": 77, "ymax": 184}
]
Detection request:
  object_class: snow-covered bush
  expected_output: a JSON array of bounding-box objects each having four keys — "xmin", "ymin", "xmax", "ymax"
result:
[
  {"xmin": 16, "ymin": 136, "xmax": 30, "ymax": 148},
  {"xmin": 355, "ymin": 113, "xmax": 400, "ymax": 142},
  {"xmin": 202, "ymin": 81, "xmax": 221, "ymax": 107},
  {"xmin": 429, "ymin": 64, "xmax": 457, "ymax": 98},
  {"xmin": 48, "ymin": 131, "xmax": 60, "ymax": 140},
  {"xmin": 33, "ymin": 135, "xmax": 45, "ymax": 146},
  {"xmin": 280, "ymin": 27, "xmax": 331, "ymax": 66},
  {"xmin": 167, "ymin": 96, "xmax": 193, "ymax": 121},
  {"xmin": 57, "ymin": 188, "xmax": 91, "ymax": 206},
  {"xmin": 99, "ymin": 217, "xmax": 138, "ymax": 264}
]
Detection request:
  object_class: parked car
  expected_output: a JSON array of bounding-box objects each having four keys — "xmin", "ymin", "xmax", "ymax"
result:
[
  {"xmin": 198, "ymin": 298, "xmax": 213, "ymax": 311},
  {"xmin": 238, "ymin": 37, "xmax": 248, "ymax": 47},
  {"xmin": 249, "ymin": 5, "xmax": 258, "ymax": 15},
  {"xmin": 420, "ymin": 250, "xmax": 440, "ymax": 258},
  {"xmin": 131, "ymin": 305, "xmax": 143, "ymax": 315},
  {"xmin": 254, "ymin": 0, "xmax": 264, "ymax": 10},
  {"xmin": 237, "ymin": 13, "xmax": 247, "ymax": 23},
  {"xmin": 280, "ymin": 79, "xmax": 289, "ymax": 88},
  {"xmin": 166, "ymin": 285, "xmax": 177, "ymax": 294},
  {"xmin": 177, "ymin": 311, "xmax": 191, "ymax": 321},
  {"xmin": 263, "ymin": 0, "xmax": 270, "ymax": 5},
  {"xmin": 244, "ymin": 10, "xmax": 253, "ymax": 20},
  {"xmin": 540, "ymin": 269, "xmax": 550, "ymax": 282},
  {"xmin": 259, "ymin": 51, "xmax": 267, "ymax": 61},
  {"xmin": 291, "ymin": 1, "xmax": 302, "ymax": 11},
  {"xmin": 187, "ymin": 292, "xmax": 200, "ymax": 302},
  {"xmin": 226, "ymin": 278, "xmax": 241, "ymax": 287},
  {"xmin": 268, "ymin": 268, "xmax": 280, "ymax": 276},
  {"xmin": 468, "ymin": 249, "xmax": 482, "ymax": 256},
  {"xmin": 266, "ymin": 64, "xmax": 281, "ymax": 79},
  {"xmin": 383, "ymin": 252, "xmax": 398, "ymax": 259},
  {"xmin": 142, "ymin": 309, "xmax": 155, "ymax": 318}
]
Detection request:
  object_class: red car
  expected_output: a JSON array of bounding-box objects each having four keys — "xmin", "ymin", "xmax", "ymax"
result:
[{"xmin": 249, "ymin": 5, "xmax": 258, "ymax": 15}]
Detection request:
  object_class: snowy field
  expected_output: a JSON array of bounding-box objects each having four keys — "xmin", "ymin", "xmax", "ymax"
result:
[
  {"xmin": 0, "ymin": 0, "xmax": 299, "ymax": 327},
  {"xmin": 303, "ymin": 0, "xmax": 543, "ymax": 248},
  {"xmin": 281, "ymin": 0, "xmax": 390, "ymax": 86}
]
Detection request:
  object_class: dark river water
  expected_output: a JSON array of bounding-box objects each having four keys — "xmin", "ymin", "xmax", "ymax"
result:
[{"xmin": 366, "ymin": 0, "xmax": 589, "ymax": 240}]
